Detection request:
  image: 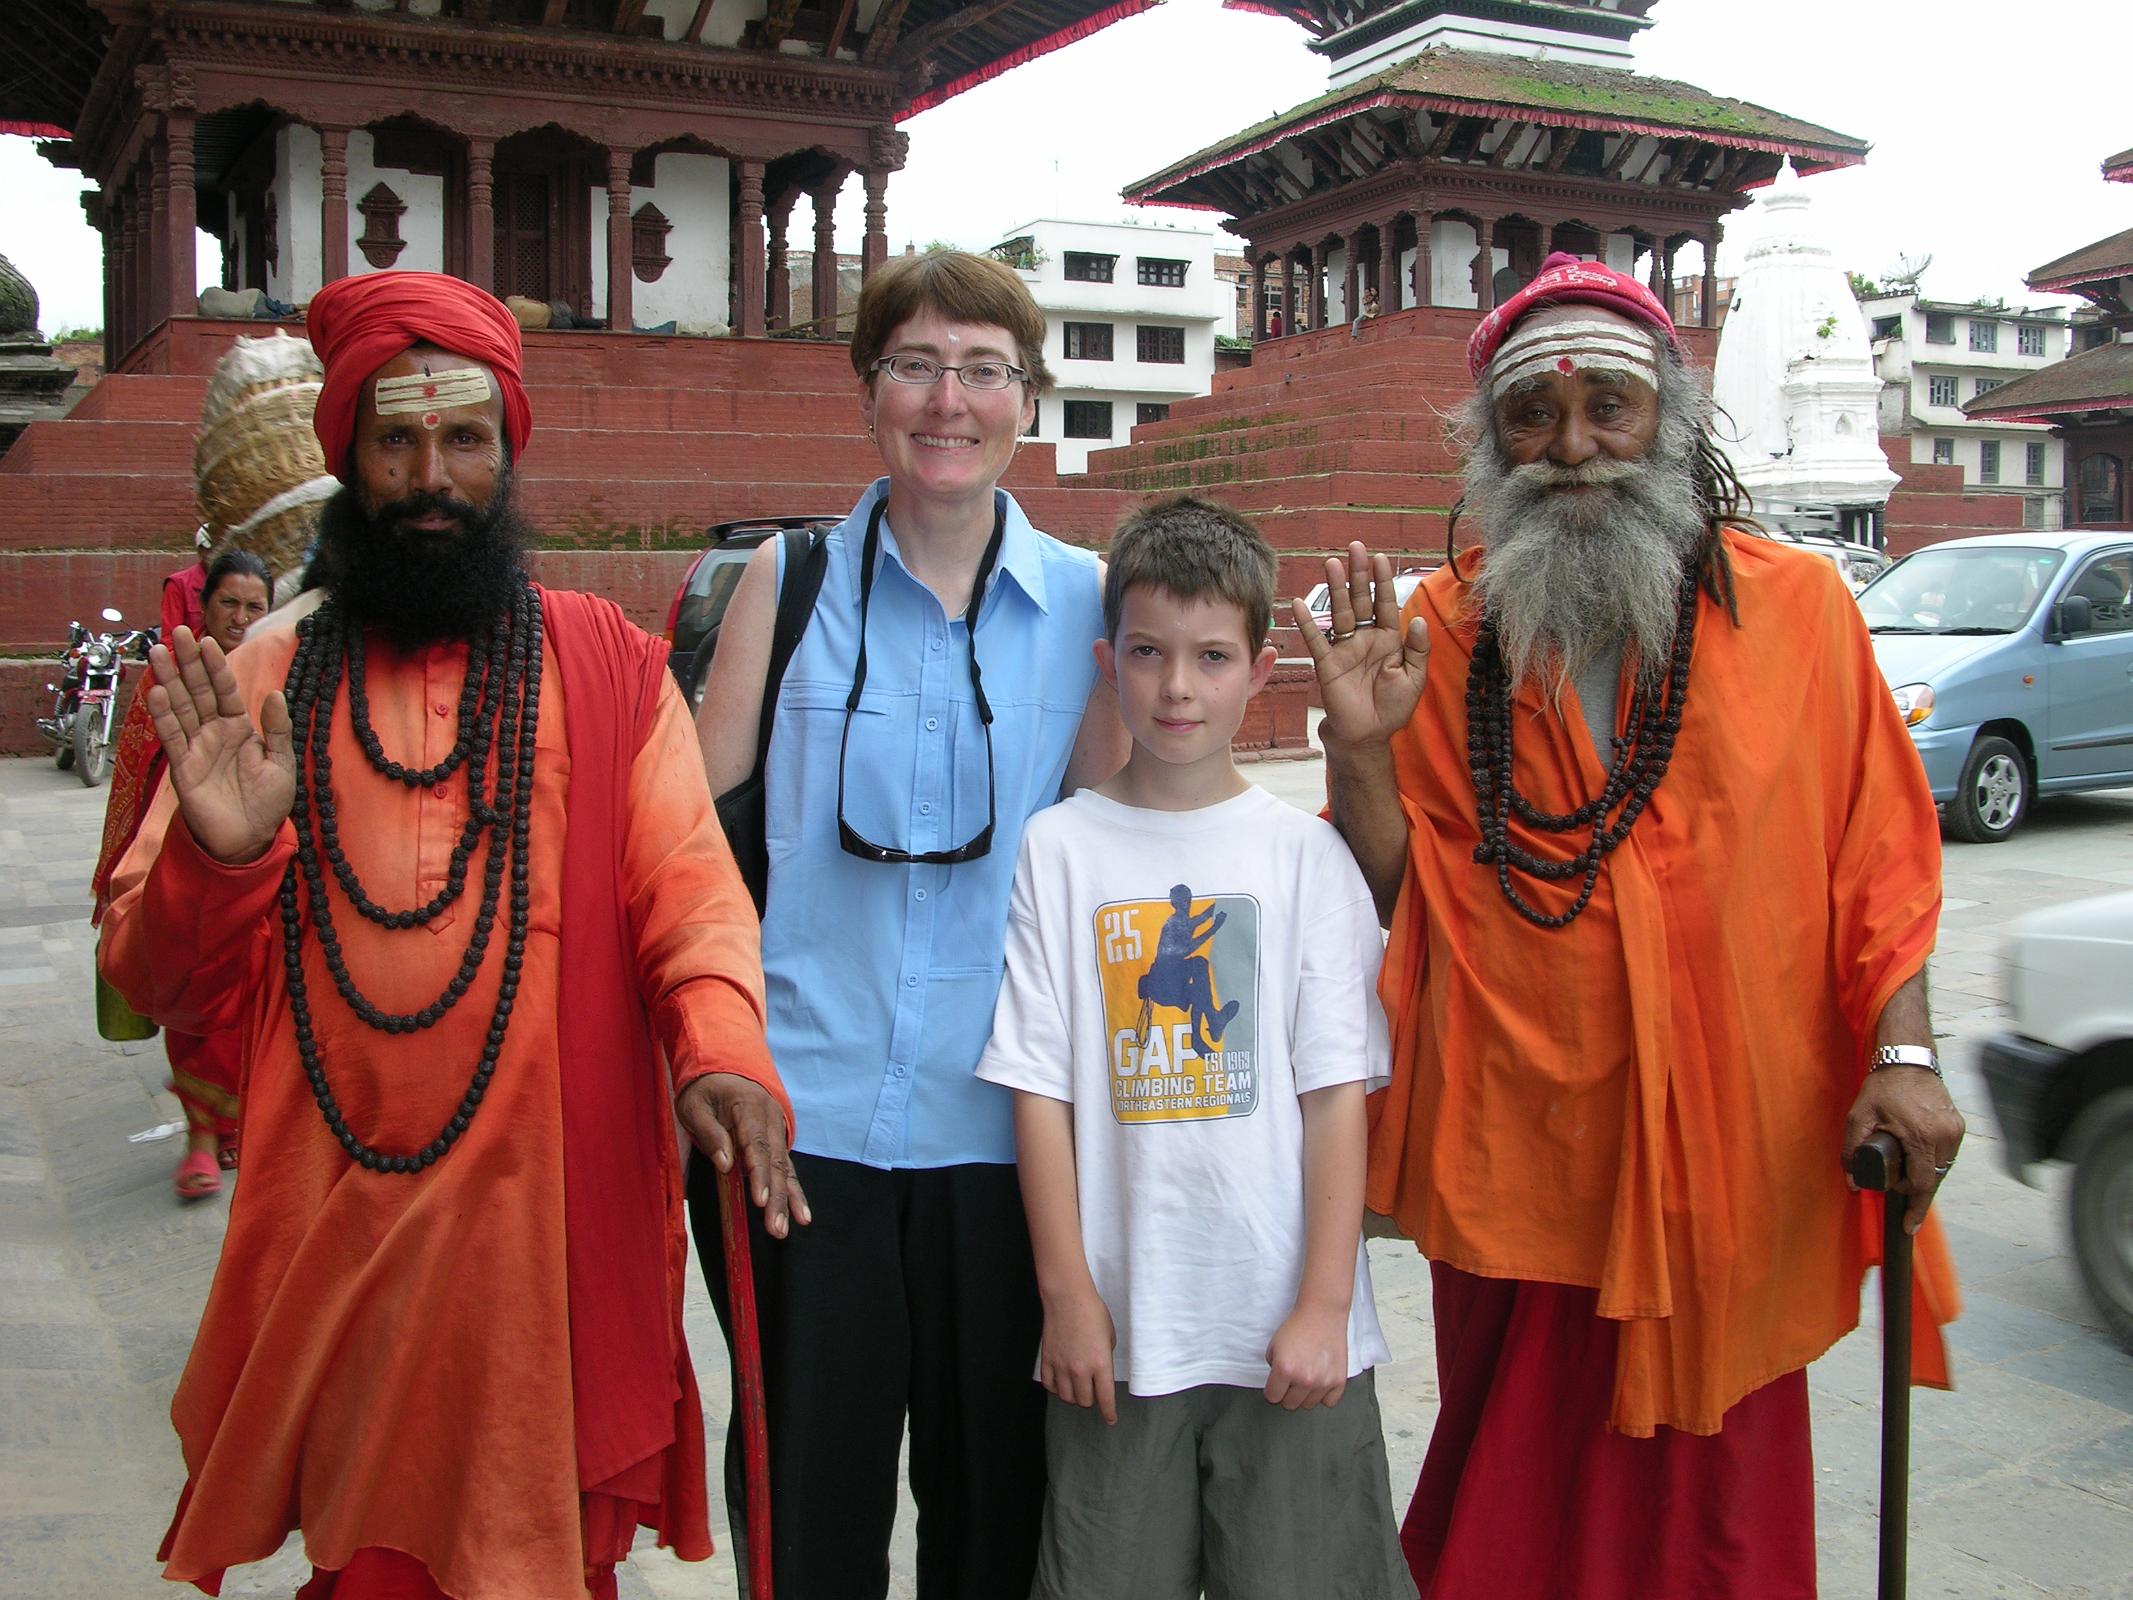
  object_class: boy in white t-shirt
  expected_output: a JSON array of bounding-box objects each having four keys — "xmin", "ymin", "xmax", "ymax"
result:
[{"xmin": 978, "ymin": 495, "xmax": 1415, "ymax": 1600}]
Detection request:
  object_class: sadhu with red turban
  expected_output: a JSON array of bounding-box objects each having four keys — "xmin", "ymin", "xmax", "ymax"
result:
[
  {"xmin": 100, "ymin": 270, "xmax": 803, "ymax": 1600},
  {"xmin": 1289, "ymin": 253, "xmax": 1963, "ymax": 1597}
]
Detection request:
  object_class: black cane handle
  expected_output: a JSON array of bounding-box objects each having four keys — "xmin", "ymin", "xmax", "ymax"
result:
[{"xmin": 1850, "ymin": 1130, "xmax": 1904, "ymax": 1193}]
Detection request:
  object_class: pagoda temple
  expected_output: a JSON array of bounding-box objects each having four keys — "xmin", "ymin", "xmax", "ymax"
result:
[
  {"xmin": 1125, "ymin": 0, "xmax": 1867, "ymax": 340},
  {"xmin": 1965, "ymin": 145, "xmax": 2133, "ymax": 529}
]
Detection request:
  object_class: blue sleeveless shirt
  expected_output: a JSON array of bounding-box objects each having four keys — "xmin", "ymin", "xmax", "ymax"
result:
[{"xmin": 761, "ymin": 480, "xmax": 1103, "ymax": 1167}]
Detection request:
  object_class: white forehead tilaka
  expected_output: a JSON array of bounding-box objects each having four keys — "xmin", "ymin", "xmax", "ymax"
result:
[
  {"xmin": 1490, "ymin": 318, "xmax": 1658, "ymax": 400},
  {"xmin": 373, "ymin": 367, "xmax": 494, "ymax": 416}
]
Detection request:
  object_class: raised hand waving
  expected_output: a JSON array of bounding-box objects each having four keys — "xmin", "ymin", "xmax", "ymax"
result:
[
  {"xmin": 144, "ymin": 626, "xmax": 296, "ymax": 865},
  {"xmin": 1289, "ymin": 541, "xmax": 1432, "ymax": 749}
]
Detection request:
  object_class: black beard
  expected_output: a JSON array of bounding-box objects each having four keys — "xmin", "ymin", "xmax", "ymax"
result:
[{"xmin": 314, "ymin": 472, "xmax": 530, "ymax": 646}]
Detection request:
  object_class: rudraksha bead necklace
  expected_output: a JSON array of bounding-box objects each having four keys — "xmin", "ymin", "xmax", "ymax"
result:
[
  {"xmin": 1466, "ymin": 570, "xmax": 1699, "ymax": 929},
  {"xmin": 276, "ymin": 580, "xmax": 541, "ymax": 1173}
]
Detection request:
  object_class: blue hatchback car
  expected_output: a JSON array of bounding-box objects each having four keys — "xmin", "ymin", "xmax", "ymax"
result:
[{"xmin": 1863, "ymin": 531, "xmax": 2133, "ymax": 842}]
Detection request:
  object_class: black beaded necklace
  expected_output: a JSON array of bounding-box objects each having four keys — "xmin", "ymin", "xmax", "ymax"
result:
[
  {"xmin": 1466, "ymin": 570, "xmax": 1699, "ymax": 929},
  {"xmin": 276, "ymin": 581, "xmax": 542, "ymax": 1173}
]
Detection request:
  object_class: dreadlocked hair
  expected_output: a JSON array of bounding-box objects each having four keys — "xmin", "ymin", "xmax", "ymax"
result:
[{"xmin": 1443, "ymin": 337, "xmax": 1758, "ymax": 626}]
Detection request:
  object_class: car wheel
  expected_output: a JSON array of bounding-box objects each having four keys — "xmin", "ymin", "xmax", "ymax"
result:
[
  {"xmin": 1945, "ymin": 734, "xmax": 2030, "ymax": 844},
  {"xmin": 2067, "ymin": 1087, "xmax": 2133, "ymax": 1358}
]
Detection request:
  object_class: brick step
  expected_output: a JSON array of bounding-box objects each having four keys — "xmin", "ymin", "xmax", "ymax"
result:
[
  {"xmin": 1210, "ymin": 356, "xmax": 1478, "ymax": 397},
  {"xmin": 1250, "ymin": 504, "xmax": 1454, "ymax": 551},
  {"xmin": 1084, "ymin": 443, "xmax": 1460, "ymax": 490},
  {"xmin": 1114, "ymin": 408, "xmax": 1442, "ymax": 452},
  {"xmin": 58, "ymin": 373, "xmax": 210, "ymax": 423},
  {"xmin": 1156, "ymin": 385, "xmax": 1469, "ymax": 432},
  {"xmin": 1885, "ymin": 494, "xmax": 2028, "ymax": 531},
  {"xmin": 1081, "ymin": 469, "xmax": 1460, "ymax": 513}
]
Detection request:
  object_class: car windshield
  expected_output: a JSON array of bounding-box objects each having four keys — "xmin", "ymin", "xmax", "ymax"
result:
[{"xmin": 1856, "ymin": 547, "xmax": 2067, "ymax": 635}]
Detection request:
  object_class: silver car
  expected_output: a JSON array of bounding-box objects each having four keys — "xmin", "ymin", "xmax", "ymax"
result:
[{"xmin": 1862, "ymin": 531, "xmax": 2133, "ymax": 842}]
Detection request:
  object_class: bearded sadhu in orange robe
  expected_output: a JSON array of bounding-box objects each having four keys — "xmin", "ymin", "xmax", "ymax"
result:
[
  {"xmin": 102, "ymin": 272, "xmax": 807, "ymax": 1600},
  {"xmin": 1296, "ymin": 256, "xmax": 1965, "ymax": 1599}
]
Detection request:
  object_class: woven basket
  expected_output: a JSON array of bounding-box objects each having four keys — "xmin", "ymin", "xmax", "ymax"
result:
[{"xmin": 195, "ymin": 381, "xmax": 337, "ymax": 574}]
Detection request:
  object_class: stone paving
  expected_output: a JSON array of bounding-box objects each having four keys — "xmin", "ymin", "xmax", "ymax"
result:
[{"xmin": 2, "ymin": 749, "xmax": 2129, "ymax": 1600}]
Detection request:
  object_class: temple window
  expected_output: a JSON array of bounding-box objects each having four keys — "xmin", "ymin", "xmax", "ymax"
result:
[
  {"xmin": 1064, "ymin": 321, "xmax": 1114, "ymax": 360},
  {"xmin": 2026, "ymin": 443, "xmax": 2047, "ymax": 486},
  {"xmin": 1064, "ymin": 400, "xmax": 1113, "ymax": 439},
  {"xmin": 1968, "ymin": 319, "xmax": 1999, "ymax": 353},
  {"xmin": 1137, "ymin": 402, "xmax": 1171, "ymax": 425},
  {"xmin": 1932, "ymin": 438, "xmax": 1955, "ymax": 465},
  {"xmin": 1928, "ymin": 374, "xmax": 1958, "ymax": 407},
  {"xmin": 1979, "ymin": 440, "xmax": 2001, "ymax": 484},
  {"xmin": 356, "ymin": 183, "xmax": 407, "ymax": 269},
  {"xmin": 631, "ymin": 202, "xmax": 672, "ymax": 283},
  {"xmin": 1924, "ymin": 313, "xmax": 1954, "ymax": 344},
  {"xmin": 1137, "ymin": 257, "xmax": 1189, "ymax": 287},
  {"xmin": 2077, "ymin": 454, "xmax": 2123, "ymax": 524},
  {"xmin": 1137, "ymin": 325, "xmax": 1186, "ymax": 364},
  {"xmin": 2017, "ymin": 324, "xmax": 2046, "ymax": 356},
  {"xmin": 1064, "ymin": 252, "xmax": 1116, "ymax": 283}
]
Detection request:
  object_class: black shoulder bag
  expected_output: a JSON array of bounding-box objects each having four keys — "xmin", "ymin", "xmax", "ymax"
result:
[{"xmin": 714, "ymin": 526, "xmax": 829, "ymax": 913}]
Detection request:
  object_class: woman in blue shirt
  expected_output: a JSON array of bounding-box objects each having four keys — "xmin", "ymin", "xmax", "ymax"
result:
[{"xmin": 691, "ymin": 250, "xmax": 1127, "ymax": 1598}]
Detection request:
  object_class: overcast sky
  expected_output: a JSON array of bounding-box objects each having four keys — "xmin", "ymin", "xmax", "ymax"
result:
[{"xmin": 4, "ymin": 0, "xmax": 2126, "ymax": 334}]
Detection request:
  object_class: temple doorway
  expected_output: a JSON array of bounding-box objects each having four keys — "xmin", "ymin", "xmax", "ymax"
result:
[{"xmin": 491, "ymin": 130, "xmax": 600, "ymax": 316}]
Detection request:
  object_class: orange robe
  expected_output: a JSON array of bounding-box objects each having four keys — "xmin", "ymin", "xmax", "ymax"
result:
[
  {"xmin": 1367, "ymin": 531, "xmax": 1960, "ymax": 1438},
  {"xmin": 102, "ymin": 603, "xmax": 785, "ymax": 1598}
]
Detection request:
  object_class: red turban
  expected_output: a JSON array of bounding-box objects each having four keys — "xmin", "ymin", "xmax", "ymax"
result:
[
  {"xmin": 307, "ymin": 271, "xmax": 533, "ymax": 479},
  {"xmin": 1467, "ymin": 251, "xmax": 1678, "ymax": 382}
]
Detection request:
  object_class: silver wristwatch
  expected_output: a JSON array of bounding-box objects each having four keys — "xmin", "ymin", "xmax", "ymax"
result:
[{"xmin": 1870, "ymin": 1044, "xmax": 1942, "ymax": 1077}]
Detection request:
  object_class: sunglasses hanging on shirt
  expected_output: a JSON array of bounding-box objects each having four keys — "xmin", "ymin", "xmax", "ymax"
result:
[{"xmin": 836, "ymin": 497, "xmax": 1003, "ymax": 865}]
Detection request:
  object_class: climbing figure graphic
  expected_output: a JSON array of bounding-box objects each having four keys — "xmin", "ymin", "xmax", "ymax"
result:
[{"xmin": 1135, "ymin": 884, "xmax": 1241, "ymax": 1057}]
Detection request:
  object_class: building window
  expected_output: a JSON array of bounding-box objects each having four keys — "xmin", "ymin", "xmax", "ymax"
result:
[
  {"xmin": 1024, "ymin": 401, "xmax": 1040, "ymax": 439},
  {"xmin": 1138, "ymin": 257, "xmax": 1189, "ymax": 287},
  {"xmin": 1968, "ymin": 320, "xmax": 1998, "ymax": 353},
  {"xmin": 1064, "ymin": 400, "xmax": 1113, "ymax": 439},
  {"xmin": 1137, "ymin": 325, "xmax": 1186, "ymax": 364},
  {"xmin": 1932, "ymin": 438, "xmax": 1954, "ymax": 465},
  {"xmin": 2077, "ymin": 454, "xmax": 2124, "ymax": 524},
  {"xmin": 1064, "ymin": 252, "xmax": 1116, "ymax": 283},
  {"xmin": 2026, "ymin": 441, "xmax": 2046, "ymax": 485},
  {"xmin": 1979, "ymin": 439, "xmax": 2000, "ymax": 484},
  {"xmin": 1927, "ymin": 375, "xmax": 1959, "ymax": 407},
  {"xmin": 1871, "ymin": 315, "xmax": 1902, "ymax": 341},
  {"xmin": 1137, "ymin": 402, "xmax": 1171, "ymax": 425},
  {"xmin": 1924, "ymin": 313, "xmax": 1954, "ymax": 344},
  {"xmin": 1064, "ymin": 322, "xmax": 1114, "ymax": 360},
  {"xmin": 1974, "ymin": 377, "xmax": 2003, "ymax": 399},
  {"xmin": 2017, "ymin": 324, "xmax": 2046, "ymax": 356}
]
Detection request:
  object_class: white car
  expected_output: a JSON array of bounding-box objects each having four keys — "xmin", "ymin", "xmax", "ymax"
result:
[
  {"xmin": 1767, "ymin": 527, "xmax": 1890, "ymax": 594},
  {"xmin": 1303, "ymin": 568, "xmax": 1433, "ymax": 634},
  {"xmin": 1981, "ymin": 889, "xmax": 2133, "ymax": 1353}
]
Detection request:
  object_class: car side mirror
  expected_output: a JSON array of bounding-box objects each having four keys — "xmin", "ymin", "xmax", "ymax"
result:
[{"xmin": 2054, "ymin": 594, "xmax": 2094, "ymax": 637}]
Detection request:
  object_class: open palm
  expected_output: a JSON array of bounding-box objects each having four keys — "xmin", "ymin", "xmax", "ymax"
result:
[
  {"xmin": 1290, "ymin": 542, "xmax": 1431, "ymax": 747},
  {"xmin": 145, "ymin": 627, "xmax": 296, "ymax": 865}
]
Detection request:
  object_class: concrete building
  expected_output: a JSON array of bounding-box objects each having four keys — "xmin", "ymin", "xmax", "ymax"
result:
[
  {"xmin": 990, "ymin": 219, "xmax": 1226, "ymax": 473},
  {"xmin": 1864, "ymin": 290, "xmax": 2069, "ymax": 528}
]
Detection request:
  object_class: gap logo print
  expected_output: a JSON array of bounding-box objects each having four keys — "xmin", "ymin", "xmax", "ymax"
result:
[{"xmin": 1093, "ymin": 886, "xmax": 1259, "ymax": 1125}]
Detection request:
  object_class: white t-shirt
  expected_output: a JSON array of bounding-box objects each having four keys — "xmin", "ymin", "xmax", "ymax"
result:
[{"xmin": 977, "ymin": 786, "xmax": 1393, "ymax": 1397}]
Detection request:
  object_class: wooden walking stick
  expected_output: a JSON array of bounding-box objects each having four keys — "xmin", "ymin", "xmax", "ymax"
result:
[
  {"xmin": 716, "ymin": 1162, "xmax": 776, "ymax": 1600},
  {"xmin": 1849, "ymin": 1131, "xmax": 1910, "ymax": 1600}
]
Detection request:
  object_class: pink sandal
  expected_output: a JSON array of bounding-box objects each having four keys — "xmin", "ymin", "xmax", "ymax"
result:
[{"xmin": 175, "ymin": 1148, "xmax": 223, "ymax": 1202}]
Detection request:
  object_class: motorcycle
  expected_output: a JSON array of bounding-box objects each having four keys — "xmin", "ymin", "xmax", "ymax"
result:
[{"xmin": 36, "ymin": 607, "xmax": 154, "ymax": 788}]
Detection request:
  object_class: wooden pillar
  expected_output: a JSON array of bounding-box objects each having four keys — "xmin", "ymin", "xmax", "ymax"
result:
[
  {"xmin": 605, "ymin": 147, "xmax": 634, "ymax": 331},
  {"xmin": 810, "ymin": 175, "xmax": 843, "ymax": 327},
  {"xmin": 736, "ymin": 158, "xmax": 767, "ymax": 337},
  {"xmin": 861, "ymin": 168, "xmax": 889, "ymax": 279},
  {"xmin": 466, "ymin": 137, "xmax": 495, "ymax": 292},
  {"xmin": 1280, "ymin": 252, "xmax": 1295, "ymax": 334},
  {"xmin": 1380, "ymin": 211, "xmax": 1403, "ymax": 312},
  {"xmin": 164, "ymin": 111, "xmax": 197, "ymax": 318},
  {"xmin": 1413, "ymin": 209, "xmax": 1432, "ymax": 307},
  {"xmin": 126, "ymin": 180, "xmax": 147, "ymax": 353},
  {"xmin": 1251, "ymin": 255, "xmax": 1267, "ymax": 338},
  {"xmin": 765, "ymin": 190, "xmax": 797, "ymax": 331},
  {"xmin": 147, "ymin": 150, "xmax": 169, "ymax": 332},
  {"xmin": 1309, "ymin": 240, "xmax": 1327, "ymax": 329},
  {"xmin": 1661, "ymin": 237, "xmax": 1678, "ymax": 311},
  {"xmin": 1341, "ymin": 234, "xmax": 1358, "ymax": 323},
  {"xmin": 1475, "ymin": 216, "xmax": 1497, "ymax": 311},
  {"xmin": 1646, "ymin": 233, "xmax": 1665, "ymax": 297},
  {"xmin": 1701, "ymin": 223, "xmax": 1722, "ymax": 328},
  {"xmin": 109, "ymin": 190, "xmax": 131, "ymax": 360},
  {"xmin": 320, "ymin": 125, "xmax": 349, "ymax": 285}
]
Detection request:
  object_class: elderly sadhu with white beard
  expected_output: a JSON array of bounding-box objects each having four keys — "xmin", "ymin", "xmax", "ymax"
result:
[{"xmin": 1295, "ymin": 254, "xmax": 1965, "ymax": 1597}]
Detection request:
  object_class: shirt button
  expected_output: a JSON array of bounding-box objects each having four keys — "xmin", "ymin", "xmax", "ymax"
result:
[
  {"xmin": 432, "ymin": 783, "xmax": 448, "ymax": 799},
  {"xmin": 930, "ymin": 636, "xmax": 943, "ymax": 651},
  {"xmin": 925, "ymin": 717, "xmax": 940, "ymax": 731},
  {"xmin": 919, "ymin": 802, "xmax": 933, "ymax": 815},
  {"xmin": 434, "ymin": 700, "xmax": 450, "ymax": 716},
  {"xmin": 893, "ymin": 1065, "xmax": 909, "ymax": 1078},
  {"xmin": 914, "ymin": 888, "xmax": 928, "ymax": 901},
  {"xmin": 905, "ymin": 974, "xmax": 919, "ymax": 988}
]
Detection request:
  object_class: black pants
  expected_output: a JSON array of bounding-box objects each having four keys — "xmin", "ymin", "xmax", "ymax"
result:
[{"xmin": 687, "ymin": 1149, "xmax": 1047, "ymax": 1600}]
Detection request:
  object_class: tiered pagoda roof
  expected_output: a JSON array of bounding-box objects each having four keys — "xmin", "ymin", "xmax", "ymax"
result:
[
  {"xmin": 0, "ymin": 0, "xmax": 1153, "ymax": 141},
  {"xmin": 1124, "ymin": 44, "xmax": 1865, "ymax": 212},
  {"xmin": 1225, "ymin": 0, "xmax": 1655, "ymax": 43},
  {"xmin": 1965, "ymin": 341, "xmax": 2133, "ymax": 425},
  {"xmin": 2105, "ymin": 145, "xmax": 2132, "ymax": 184}
]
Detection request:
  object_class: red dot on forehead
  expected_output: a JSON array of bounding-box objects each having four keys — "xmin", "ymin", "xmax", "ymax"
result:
[
  {"xmin": 422, "ymin": 411, "xmax": 440, "ymax": 428},
  {"xmin": 1556, "ymin": 356, "xmax": 1576, "ymax": 374},
  {"xmin": 422, "ymin": 383, "xmax": 439, "ymax": 399}
]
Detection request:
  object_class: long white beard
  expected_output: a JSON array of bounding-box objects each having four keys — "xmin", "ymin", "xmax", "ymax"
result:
[{"xmin": 1462, "ymin": 420, "xmax": 1706, "ymax": 699}]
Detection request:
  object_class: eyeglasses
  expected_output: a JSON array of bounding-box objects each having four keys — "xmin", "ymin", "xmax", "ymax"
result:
[
  {"xmin": 870, "ymin": 354, "xmax": 1027, "ymax": 392},
  {"xmin": 837, "ymin": 498, "xmax": 1004, "ymax": 866}
]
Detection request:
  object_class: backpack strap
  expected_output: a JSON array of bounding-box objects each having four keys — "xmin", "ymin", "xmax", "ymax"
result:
[{"xmin": 750, "ymin": 525, "xmax": 829, "ymax": 777}]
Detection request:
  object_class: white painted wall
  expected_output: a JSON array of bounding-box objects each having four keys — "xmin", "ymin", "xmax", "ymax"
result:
[
  {"xmin": 344, "ymin": 130, "xmax": 444, "ymax": 277},
  {"xmin": 1430, "ymin": 218, "xmax": 1478, "ymax": 308},
  {"xmin": 585, "ymin": 150, "xmax": 731, "ymax": 331},
  {"xmin": 271, "ymin": 123, "xmax": 324, "ymax": 304}
]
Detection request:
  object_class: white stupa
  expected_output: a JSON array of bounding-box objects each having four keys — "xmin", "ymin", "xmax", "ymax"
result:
[{"xmin": 1712, "ymin": 163, "xmax": 1897, "ymax": 544}]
